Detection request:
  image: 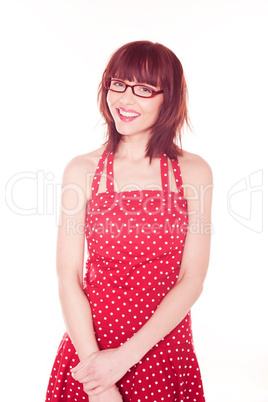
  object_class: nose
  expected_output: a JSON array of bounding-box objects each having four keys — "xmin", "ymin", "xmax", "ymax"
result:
[{"xmin": 120, "ymin": 86, "xmax": 136, "ymax": 105}]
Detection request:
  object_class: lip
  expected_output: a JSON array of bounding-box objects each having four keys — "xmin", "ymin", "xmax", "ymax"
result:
[
  {"xmin": 116, "ymin": 107, "xmax": 141, "ymax": 123},
  {"xmin": 119, "ymin": 107, "xmax": 140, "ymax": 114}
]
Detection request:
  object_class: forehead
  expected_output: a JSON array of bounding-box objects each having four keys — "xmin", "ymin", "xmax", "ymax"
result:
[
  {"xmin": 107, "ymin": 55, "xmax": 161, "ymax": 87},
  {"xmin": 114, "ymin": 78, "xmax": 158, "ymax": 87}
]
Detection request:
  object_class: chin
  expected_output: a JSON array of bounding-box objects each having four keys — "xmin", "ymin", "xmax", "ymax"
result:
[{"xmin": 114, "ymin": 125, "xmax": 134, "ymax": 136}]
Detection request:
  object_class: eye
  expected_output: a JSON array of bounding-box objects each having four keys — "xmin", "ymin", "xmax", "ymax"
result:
[
  {"xmin": 135, "ymin": 85, "xmax": 154, "ymax": 97},
  {"xmin": 111, "ymin": 80, "xmax": 125, "ymax": 88},
  {"xmin": 140, "ymin": 86, "xmax": 152, "ymax": 93}
]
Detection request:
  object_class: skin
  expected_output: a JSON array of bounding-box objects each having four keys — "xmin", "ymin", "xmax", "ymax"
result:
[
  {"xmin": 106, "ymin": 79, "xmax": 164, "ymax": 139},
  {"xmin": 56, "ymin": 80, "xmax": 213, "ymax": 401}
]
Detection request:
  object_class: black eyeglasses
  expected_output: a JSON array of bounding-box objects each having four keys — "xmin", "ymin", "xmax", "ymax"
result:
[{"xmin": 105, "ymin": 79, "xmax": 164, "ymax": 99}]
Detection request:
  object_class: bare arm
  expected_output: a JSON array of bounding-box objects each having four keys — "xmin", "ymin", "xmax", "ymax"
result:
[
  {"xmin": 56, "ymin": 156, "xmax": 99, "ymax": 360},
  {"xmin": 58, "ymin": 153, "xmax": 124, "ymax": 401}
]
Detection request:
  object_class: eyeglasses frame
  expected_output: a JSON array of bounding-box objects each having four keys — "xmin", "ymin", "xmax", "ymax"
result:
[{"xmin": 105, "ymin": 79, "xmax": 164, "ymax": 99}]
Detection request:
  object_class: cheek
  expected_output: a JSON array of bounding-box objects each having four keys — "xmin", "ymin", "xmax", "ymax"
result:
[
  {"xmin": 150, "ymin": 97, "xmax": 164, "ymax": 121},
  {"xmin": 106, "ymin": 93, "xmax": 112, "ymax": 112},
  {"xmin": 106, "ymin": 93, "xmax": 118, "ymax": 121},
  {"xmin": 156, "ymin": 96, "xmax": 164, "ymax": 112},
  {"xmin": 106, "ymin": 91, "xmax": 118, "ymax": 108}
]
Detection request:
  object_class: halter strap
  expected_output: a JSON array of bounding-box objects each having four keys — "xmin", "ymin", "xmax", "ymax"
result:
[
  {"xmin": 106, "ymin": 151, "xmax": 115, "ymax": 192},
  {"xmin": 91, "ymin": 149, "xmax": 185, "ymax": 197},
  {"xmin": 90, "ymin": 149, "xmax": 107, "ymax": 198},
  {"xmin": 171, "ymin": 157, "xmax": 185, "ymax": 197},
  {"xmin": 160, "ymin": 153, "xmax": 170, "ymax": 192}
]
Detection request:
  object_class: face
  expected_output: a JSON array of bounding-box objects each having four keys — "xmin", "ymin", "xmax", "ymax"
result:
[{"xmin": 106, "ymin": 79, "xmax": 164, "ymax": 138}]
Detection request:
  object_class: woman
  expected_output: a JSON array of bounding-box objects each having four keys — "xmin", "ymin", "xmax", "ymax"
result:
[{"xmin": 45, "ymin": 40, "xmax": 213, "ymax": 402}]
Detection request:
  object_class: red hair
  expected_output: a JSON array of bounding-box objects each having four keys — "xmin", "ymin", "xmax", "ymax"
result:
[{"xmin": 98, "ymin": 41, "xmax": 190, "ymax": 160}]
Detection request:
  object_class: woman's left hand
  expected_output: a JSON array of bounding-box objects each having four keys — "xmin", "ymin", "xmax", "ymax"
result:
[{"xmin": 71, "ymin": 348, "xmax": 133, "ymax": 396}]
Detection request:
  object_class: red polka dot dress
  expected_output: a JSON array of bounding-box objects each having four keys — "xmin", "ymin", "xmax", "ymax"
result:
[{"xmin": 45, "ymin": 150, "xmax": 205, "ymax": 401}]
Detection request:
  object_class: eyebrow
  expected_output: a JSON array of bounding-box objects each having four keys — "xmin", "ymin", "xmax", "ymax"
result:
[{"xmin": 113, "ymin": 78, "xmax": 157, "ymax": 88}]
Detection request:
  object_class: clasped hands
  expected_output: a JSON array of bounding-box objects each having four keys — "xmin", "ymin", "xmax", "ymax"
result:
[{"xmin": 71, "ymin": 347, "xmax": 133, "ymax": 397}]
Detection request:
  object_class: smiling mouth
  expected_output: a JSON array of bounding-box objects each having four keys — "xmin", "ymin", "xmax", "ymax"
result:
[{"xmin": 117, "ymin": 108, "xmax": 140, "ymax": 118}]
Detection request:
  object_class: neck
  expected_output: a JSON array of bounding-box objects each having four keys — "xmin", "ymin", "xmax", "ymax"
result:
[{"xmin": 115, "ymin": 133, "xmax": 150, "ymax": 162}]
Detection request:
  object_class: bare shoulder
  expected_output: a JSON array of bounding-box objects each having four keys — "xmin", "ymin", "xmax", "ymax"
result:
[
  {"xmin": 62, "ymin": 145, "xmax": 106, "ymax": 181},
  {"xmin": 178, "ymin": 149, "xmax": 213, "ymax": 189},
  {"xmin": 59, "ymin": 147, "xmax": 106, "ymax": 204}
]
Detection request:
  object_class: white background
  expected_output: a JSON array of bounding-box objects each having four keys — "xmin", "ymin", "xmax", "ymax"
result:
[{"xmin": 1, "ymin": 0, "xmax": 268, "ymax": 401}]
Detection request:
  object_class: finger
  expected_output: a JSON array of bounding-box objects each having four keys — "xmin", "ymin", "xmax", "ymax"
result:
[
  {"xmin": 72, "ymin": 367, "xmax": 95, "ymax": 382},
  {"xmin": 84, "ymin": 384, "xmax": 106, "ymax": 396},
  {"xmin": 71, "ymin": 352, "xmax": 98, "ymax": 373},
  {"xmin": 71, "ymin": 359, "xmax": 89, "ymax": 373},
  {"xmin": 71, "ymin": 356, "xmax": 96, "ymax": 375},
  {"xmin": 83, "ymin": 381, "xmax": 103, "ymax": 393},
  {"xmin": 70, "ymin": 363, "xmax": 82, "ymax": 373},
  {"xmin": 72, "ymin": 371, "xmax": 97, "ymax": 384}
]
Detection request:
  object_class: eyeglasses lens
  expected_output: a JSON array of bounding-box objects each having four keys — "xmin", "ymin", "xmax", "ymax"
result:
[{"xmin": 108, "ymin": 80, "xmax": 153, "ymax": 98}]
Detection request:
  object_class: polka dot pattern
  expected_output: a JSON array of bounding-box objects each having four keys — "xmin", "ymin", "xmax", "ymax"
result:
[{"xmin": 45, "ymin": 150, "xmax": 205, "ymax": 401}]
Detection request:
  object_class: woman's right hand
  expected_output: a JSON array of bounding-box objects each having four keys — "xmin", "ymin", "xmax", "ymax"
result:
[{"xmin": 88, "ymin": 385, "xmax": 123, "ymax": 402}]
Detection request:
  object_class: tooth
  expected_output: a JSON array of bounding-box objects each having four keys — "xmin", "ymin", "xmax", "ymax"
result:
[{"xmin": 119, "ymin": 109, "xmax": 139, "ymax": 117}]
